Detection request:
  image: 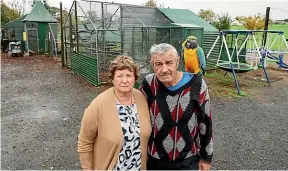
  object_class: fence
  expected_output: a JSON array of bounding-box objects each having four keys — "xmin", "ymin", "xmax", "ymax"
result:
[
  {"xmin": 61, "ymin": 0, "xmax": 220, "ymax": 86},
  {"xmin": 61, "ymin": 0, "xmax": 172, "ymax": 85}
]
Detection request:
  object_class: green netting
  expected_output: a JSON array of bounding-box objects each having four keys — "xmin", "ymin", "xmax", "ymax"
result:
[{"xmin": 158, "ymin": 8, "xmax": 218, "ymax": 32}]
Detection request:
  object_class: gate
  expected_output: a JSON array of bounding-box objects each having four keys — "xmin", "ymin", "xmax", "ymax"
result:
[{"xmin": 27, "ymin": 28, "xmax": 39, "ymax": 52}]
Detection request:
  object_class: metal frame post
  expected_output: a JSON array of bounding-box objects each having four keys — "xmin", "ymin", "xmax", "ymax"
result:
[
  {"xmin": 252, "ymin": 33, "xmax": 270, "ymax": 84},
  {"xmin": 222, "ymin": 32, "xmax": 241, "ymax": 95},
  {"xmin": 262, "ymin": 7, "xmax": 270, "ymax": 47},
  {"xmin": 69, "ymin": 13, "xmax": 73, "ymax": 54},
  {"xmin": 74, "ymin": 0, "xmax": 79, "ymax": 52},
  {"xmin": 60, "ymin": 2, "xmax": 65, "ymax": 67},
  {"xmin": 120, "ymin": 4, "xmax": 123, "ymax": 54}
]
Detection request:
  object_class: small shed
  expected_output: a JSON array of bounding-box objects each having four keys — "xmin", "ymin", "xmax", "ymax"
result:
[
  {"xmin": 2, "ymin": 0, "xmax": 58, "ymax": 54},
  {"xmin": 22, "ymin": 0, "xmax": 58, "ymax": 53}
]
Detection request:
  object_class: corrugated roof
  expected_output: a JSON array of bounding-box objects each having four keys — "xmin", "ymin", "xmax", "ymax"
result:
[
  {"xmin": 158, "ymin": 8, "xmax": 218, "ymax": 32},
  {"xmin": 22, "ymin": 0, "xmax": 57, "ymax": 23}
]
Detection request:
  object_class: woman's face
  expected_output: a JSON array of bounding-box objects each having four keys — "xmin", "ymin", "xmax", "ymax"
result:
[{"xmin": 112, "ymin": 69, "xmax": 135, "ymax": 93}]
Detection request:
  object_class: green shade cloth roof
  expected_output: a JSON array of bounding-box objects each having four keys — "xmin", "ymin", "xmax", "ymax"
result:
[
  {"xmin": 158, "ymin": 23, "xmax": 203, "ymax": 28},
  {"xmin": 22, "ymin": 0, "xmax": 57, "ymax": 23},
  {"xmin": 158, "ymin": 8, "xmax": 218, "ymax": 32},
  {"xmin": 2, "ymin": 14, "xmax": 27, "ymax": 28}
]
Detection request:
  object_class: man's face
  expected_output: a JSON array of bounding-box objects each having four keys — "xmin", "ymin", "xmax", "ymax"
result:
[{"xmin": 151, "ymin": 49, "xmax": 179, "ymax": 85}]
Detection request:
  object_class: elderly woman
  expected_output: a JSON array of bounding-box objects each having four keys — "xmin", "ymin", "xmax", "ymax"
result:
[{"xmin": 77, "ymin": 56, "xmax": 151, "ymax": 170}]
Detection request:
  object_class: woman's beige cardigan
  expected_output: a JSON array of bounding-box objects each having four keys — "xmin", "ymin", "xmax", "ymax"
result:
[{"xmin": 77, "ymin": 87, "xmax": 152, "ymax": 170}]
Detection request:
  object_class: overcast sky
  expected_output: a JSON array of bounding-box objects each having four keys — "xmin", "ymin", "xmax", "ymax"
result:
[{"xmin": 3, "ymin": 0, "xmax": 288, "ymax": 20}]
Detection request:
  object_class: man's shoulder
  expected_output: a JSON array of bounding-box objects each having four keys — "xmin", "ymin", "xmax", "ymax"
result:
[
  {"xmin": 189, "ymin": 74, "xmax": 205, "ymax": 87},
  {"xmin": 143, "ymin": 73, "xmax": 156, "ymax": 84}
]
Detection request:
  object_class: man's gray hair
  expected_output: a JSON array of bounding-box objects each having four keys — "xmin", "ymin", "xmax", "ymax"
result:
[{"xmin": 150, "ymin": 43, "xmax": 178, "ymax": 57}]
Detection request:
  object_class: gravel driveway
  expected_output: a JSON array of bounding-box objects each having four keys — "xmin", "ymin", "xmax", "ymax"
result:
[{"xmin": 1, "ymin": 54, "xmax": 287, "ymax": 170}]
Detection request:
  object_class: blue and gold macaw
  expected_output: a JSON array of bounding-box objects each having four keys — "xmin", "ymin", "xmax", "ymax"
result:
[{"xmin": 181, "ymin": 36, "xmax": 206, "ymax": 75}]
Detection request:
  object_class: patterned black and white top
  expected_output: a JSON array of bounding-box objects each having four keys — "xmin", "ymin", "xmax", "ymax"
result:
[
  {"xmin": 114, "ymin": 102, "xmax": 141, "ymax": 171},
  {"xmin": 140, "ymin": 73, "xmax": 213, "ymax": 163}
]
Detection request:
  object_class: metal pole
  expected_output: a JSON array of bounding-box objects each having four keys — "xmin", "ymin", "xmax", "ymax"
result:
[
  {"xmin": 262, "ymin": 7, "xmax": 270, "ymax": 47},
  {"xmin": 252, "ymin": 33, "xmax": 263, "ymax": 64},
  {"xmin": 101, "ymin": 2, "xmax": 105, "ymax": 44},
  {"xmin": 69, "ymin": 13, "xmax": 73, "ymax": 54},
  {"xmin": 282, "ymin": 34, "xmax": 288, "ymax": 49},
  {"xmin": 63, "ymin": 1, "xmax": 76, "ymax": 28},
  {"xmin": 237, "ymin": 34, "xmax": 250, "ymax": 56},
  {"xmin": 132, "ymin": 27, "xmax": 135, "ymax": 57},
  {"xmin": 206, "ymin": 35, "xmax": 220, "ymax": 59},
  {"xmin": 231, "ymin": 34, "xmax": 238, "ymax": 60},
  {"xmin": 253, "ymin": 33, "xmax": 270, "ymax": 84},
  {"xmin": 223, "ymin": 33, "xmax": 241, "ymax": 95},
  {"xmin": 252, "ymin": 33, "xmax": 261, "ymax": 67},
  {"xmin": 269, "ymin": 34, "xmax": 279, "ymax": 50},
  {"xmin": 101, "ymin": 2, "xmax": 105, "ymax": 29},
  {"xmin": 90, "ymin": 1, "xmax": 92, "ymax": 55},
  {"xmin": 120, "ymin": 4, "xmax": 123, "ymax": 54},
  {"xmin": 74, "ymin": 0, "xmax": 79, "ymax": 52},
  {"xmin": 64, "ymin": 29, "xmax": 68, "ymax": 65},
  {"xmin": 217, "ymin": 37, "xmax": 224, "ymax": 65},
  {"xmin": 261, "ymin": 55, "xmax": 271, "ymax": 84}
]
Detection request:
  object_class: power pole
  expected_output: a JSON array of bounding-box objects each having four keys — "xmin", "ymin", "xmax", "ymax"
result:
[{"xmin": 262, "ymin": 7, "xmax": 270, "ymax": 47}]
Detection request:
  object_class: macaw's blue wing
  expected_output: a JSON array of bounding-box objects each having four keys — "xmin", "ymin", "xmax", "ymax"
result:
[{"xmin": 197, "ymin": 47, "xmax": 206, "ymax": 72}]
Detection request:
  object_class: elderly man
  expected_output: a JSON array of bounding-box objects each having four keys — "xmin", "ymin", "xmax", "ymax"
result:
[
  {"xmin": 140, "ymin": 43, "xmax": 213, "ymax": 170},
  {"xmin": 182, "ymin": 36, "xmax": 206, "ymax": 75}
]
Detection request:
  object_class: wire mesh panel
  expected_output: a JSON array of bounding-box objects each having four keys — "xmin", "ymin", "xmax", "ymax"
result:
[
  {"xmin": 27, "ymin": 28, "xmax": 38, "ymax": 52},
  {"xmin": 45, "ymin": 24, "xmax": 58, "ymax": 56},
  {"xmin": 76, "ymin": 1, "xmax": 123, "ymax": 83},
  {"xmin": 49, "ymin": 23, "xmax": 59, "ymax": 56},
  {"xmin": 62, "ymin": 0, "xmax": 178, "ymax": 85},
  {"xmin": 123, "ymin": 26, "xmax": 188, "ymax": 78}
]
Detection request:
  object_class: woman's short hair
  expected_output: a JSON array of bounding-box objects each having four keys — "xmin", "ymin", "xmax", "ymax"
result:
[{"xmin": 108, "ymin": 55, "xmax": 139, "ymax": 80}]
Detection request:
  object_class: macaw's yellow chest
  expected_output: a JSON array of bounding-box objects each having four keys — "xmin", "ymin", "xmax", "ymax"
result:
[{"xmin": 183, "ymin": 48, "xmax": 200, "ymax": 74}]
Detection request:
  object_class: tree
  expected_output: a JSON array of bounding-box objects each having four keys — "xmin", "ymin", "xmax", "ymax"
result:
[
  {"xmin": 1, "ymin": 2, "xmax": 21, "ymax": 25},
  {"xmin": 235, "ymin": 14, "xmax": 267, "ymax": 30},
  {"xmin": 212, "ymin": 13, "xmax": 233, "ymax": 30},
  {"xmin": 198, "ymin": 9, "xmax": 216, "ymax": 23},
  {"xmin": 11, "ymin": 0, "xmax": 33, "ymax": 15},
  {"xmin": 144, "ymin": 0, "xmax": 157, "ymax": 7}
]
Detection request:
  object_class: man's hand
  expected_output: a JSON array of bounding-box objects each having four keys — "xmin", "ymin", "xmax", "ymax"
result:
[{"xmin": 199, "ymin": 160, "xmax": 211, "ymax": 170}]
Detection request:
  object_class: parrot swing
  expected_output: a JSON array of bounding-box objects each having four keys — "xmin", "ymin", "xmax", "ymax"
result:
[{"xmin": 206, "ymin": 30, "xmax": 271, "ymax": 95}]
